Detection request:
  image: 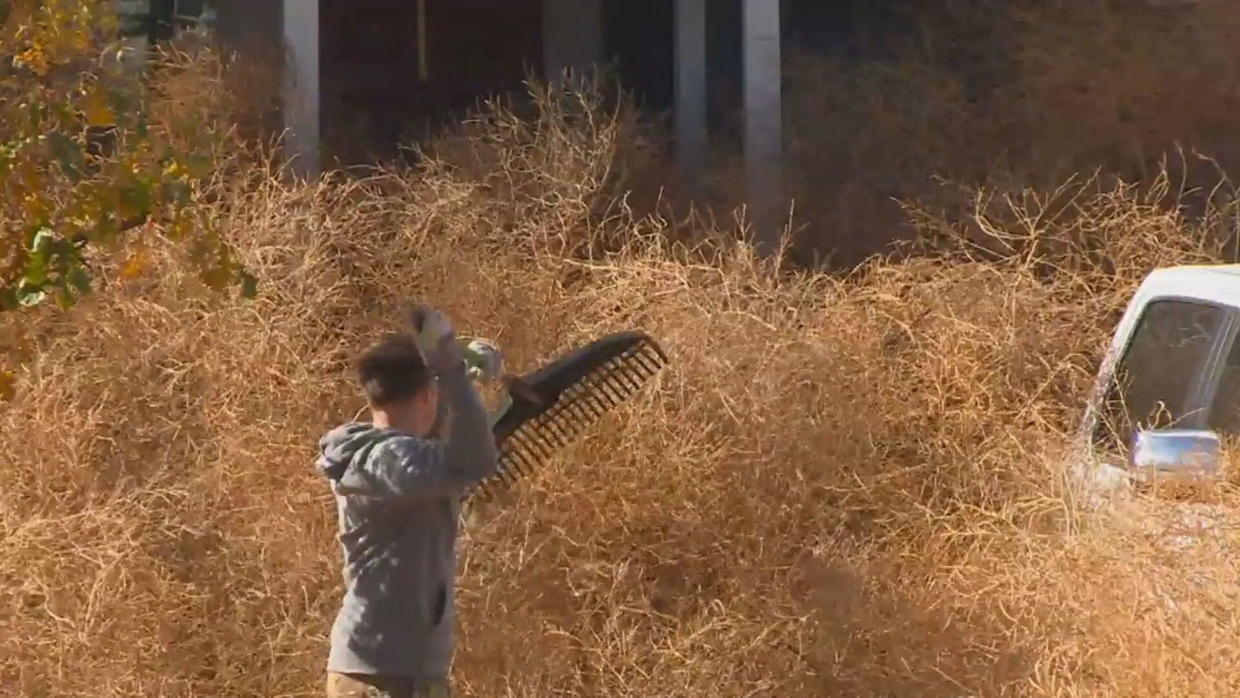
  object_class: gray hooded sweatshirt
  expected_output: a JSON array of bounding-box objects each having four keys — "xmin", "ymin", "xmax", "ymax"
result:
[{"xmin": 315, "ymin": 364, "xmax": 498, "ymax": 682}]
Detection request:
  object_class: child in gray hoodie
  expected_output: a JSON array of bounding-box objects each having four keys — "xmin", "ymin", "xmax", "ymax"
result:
[{"xmin": 316, "ymin": 311, "xmax": 498, "ymax": 698}]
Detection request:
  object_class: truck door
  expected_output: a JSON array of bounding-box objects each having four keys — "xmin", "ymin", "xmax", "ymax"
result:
[{"xmin": 1092, "ymin": 299, "xmax": 1233, "ymax": 458}]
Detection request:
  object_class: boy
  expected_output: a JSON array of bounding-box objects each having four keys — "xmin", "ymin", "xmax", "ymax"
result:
[{"xmin": 316, "ymin": 309, "xmax": 498, "ymax": 698}]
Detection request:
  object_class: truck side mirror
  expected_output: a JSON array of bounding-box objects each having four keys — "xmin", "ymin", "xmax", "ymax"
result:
[{"xmin": 1129, "ymin": 428, "xmax": 1223, "ymax": 480}]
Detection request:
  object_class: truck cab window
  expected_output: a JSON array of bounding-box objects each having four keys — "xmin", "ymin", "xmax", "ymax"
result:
[
  {"xmin": 1208, "ymin": 331, "xmax": 1240, "ymax": 434},
  {"xmin": 1093, "ymin": 300, "xmax": 1224, "ymax": 453}
]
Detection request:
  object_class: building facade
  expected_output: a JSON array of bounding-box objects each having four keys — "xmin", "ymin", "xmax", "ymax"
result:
[{"xmin": 179, "ymin": 0, "xmax": 859, "ymax": 249}]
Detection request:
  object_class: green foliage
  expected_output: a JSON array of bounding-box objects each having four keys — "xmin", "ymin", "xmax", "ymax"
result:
[{"xmin": 0, "ymin": 0, "xmax": 253, "ymax": 317}]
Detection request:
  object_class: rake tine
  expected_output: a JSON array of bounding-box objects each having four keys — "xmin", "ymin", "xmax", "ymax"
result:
[
  {"xmin": 580, "ymin": 392, "xmax": 611, "ymax": 415},
  {"xmin": 614, "ymin": 371, "xmax": 642, "ymax": 396},
  {"xmin": 529, "ymin": 424, "xmax": 563, "ymax": 453},
  {"xmin": 484, "ymin": 476, "xmax": 506, "ymax": 497},
  {"xmin": 590, "ymin": 389, "xmax": 615, "ymax": 409},
  {"xmin": 555, "ymin": 399, "xmax": 582, "ymax": 426},
  {"xmin": 498, "ymin": 465, "xmax": 519, "ymax": 487},
  {"xmin": 492, "ymin": 460, "xmax": 517, "ymax": 486},
  {"xmin": 605, "ymin": 358, "xmax": 638, "ymax": 385},
  {"xmin": 594, "ymin": 385, "xmax": 623, "ymax": 409},
  {"xmin": 642, "ymin": 339, "xmax": 669, "ymax": 362},
  {"xmin": 599, "ymin": 373, "xmax": 631, "ymax": 402},
  {"xmin": 587, "ymin": 377, "xmax": 622, "ymax": 408},
  {"xmin": 620, "ymin": 351, "xmax": 650, "ymax": 377},
  {"xmin": 628, "ymin": 357, "xmax": 656, "ymax": 381},
  {"xmin": 487, "ymin": 470, "xmax": 508, "ymax": 490},
  {"xmin": 503, "ymin": 433, "xmax": 538, "ymax": 467},
  {"xmin": 513, "ymin": 442, "xmax": 542, "ymax": 472},
  {"xmin": 632, "ymin": 349, "xmax": 664, "ymax": 375},
  {"xmin": 541, "ymin": 422, "xmax": 572, "ymax": 450},
  {"xmin": 475, "ymin": 478, "xmax": 494, "ymax": 499},
  {"xmin": 592, "ymin": 366, "xmax": 626, "ymax": 397},
  {"xmin": 556, "ymin": 418, "xmax": 587, "ymax": 444},
  {"xmin": 565, "ymin": 388, "xmax": 598, "ymax": 413},
  {"xmin": 505, "ymin": 447, "xmax": 536, "ymax": 479},
  {"xmin": 513, "ymin": 428, "xmax": 554, "ymax": 462},
  {"xmin": 537, "ymin": 419, "xmax": 569, "ymax": 449},
  {"xmin": 507, "ymin": 432, "xmax": 544, "ymax": 465},
  {"xmin": 629, "ymin": 362, "xmax": 657, "ymax": 384},
  {"xmin": 499, "ymin": 446, "xmax": 529, "ymax": 478},
  {"xmin": 562, "ymin": 398, "xmax": 597, "ymax": 426},
  {"xmin": 539, "ymin": 408, "xmax": 571, "ymax": 439},
  {"xmin": 573, "ymin": 396, "xmax": 603, "ymax": 421},
  {"xmin": 611, "ymin": 362, "xmax": 643, "ymax": 392},
  {"xmin": 649, "ymin": 342, "xmax": 669, "ymax": 364},
  {"xmin": 535, "ymin": 411, "xmax": 567, "ymax": 446},
  {"xmin": 548, "ymin": 407, "xmax": 583, "ymax": 439},
  {"xmin": 623, "ymin": 364, "xmax": 648, "ymax": 388}
]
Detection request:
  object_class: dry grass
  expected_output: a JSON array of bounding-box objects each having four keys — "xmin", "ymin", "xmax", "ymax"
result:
[
  {"xmin": 778, "ymin": 0, "xmax": 1240, "ymax": 267},
  {"xmin": 7, "ymin": 59, "xmax": 1240, "ymax": 698}
]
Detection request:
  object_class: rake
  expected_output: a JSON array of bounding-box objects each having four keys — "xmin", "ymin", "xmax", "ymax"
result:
[
  {"xmin": 408, "ymin": 308, "xmax": 669, "ymax": 501},
  {"xmin": 476, "ymin": 330, "xmax": 668, "ymax": 500}
]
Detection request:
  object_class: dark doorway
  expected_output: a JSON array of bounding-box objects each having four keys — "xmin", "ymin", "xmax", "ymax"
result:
[
  {"xmin": 602, "ymin": 0, "xmax": 674, "ymax": 112},
  {"xmin": 319, "ymin": 0, "xmax": 543, "ymax": 164}
]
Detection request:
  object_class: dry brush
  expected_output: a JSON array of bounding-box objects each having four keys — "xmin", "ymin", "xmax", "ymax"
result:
[{"xmin": 2, "ymin": 73, "xmax": 1240, "ymax": 697}]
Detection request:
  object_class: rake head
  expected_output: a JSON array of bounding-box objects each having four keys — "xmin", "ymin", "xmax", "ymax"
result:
[{"xmin": 472, "ymin": 331, "xmax": 668, "ymax": 501}]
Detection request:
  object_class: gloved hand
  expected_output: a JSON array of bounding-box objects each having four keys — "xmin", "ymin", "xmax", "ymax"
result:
[
  {"xmin": 409, "ymin": 305, "xmax": 463, "ymax": 375},
  {"xmin": 464, "ymin": 339, "xmax": 503, "ymax": 383}
]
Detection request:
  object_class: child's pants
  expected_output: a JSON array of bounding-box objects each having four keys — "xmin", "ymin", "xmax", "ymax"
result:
[{"xmin": 326, "ymin": 672, "xmax": 452, "ymax": 698}]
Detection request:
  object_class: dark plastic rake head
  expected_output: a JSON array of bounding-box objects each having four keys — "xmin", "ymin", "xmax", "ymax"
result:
[{"xmin": 471, "ymin": 331, "xmax": 668, "ymax": 501}]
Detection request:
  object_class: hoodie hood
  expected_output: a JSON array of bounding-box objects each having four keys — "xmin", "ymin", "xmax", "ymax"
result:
[{"xmin": 316, "ymin": 422, "xmax": 400, "ymax": 481}]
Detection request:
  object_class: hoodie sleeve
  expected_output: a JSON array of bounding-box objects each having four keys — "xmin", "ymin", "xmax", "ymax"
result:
[{"xmin": 340, "ymin": 363, "xmax": 499, "ymax": 499}]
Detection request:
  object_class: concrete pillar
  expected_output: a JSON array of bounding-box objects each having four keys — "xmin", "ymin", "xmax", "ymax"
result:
[
  {"xmin": 543, "ymin": 0, "xmax": 602, "ymax": 78},
  {"xmin": 743, "ymin": 0, "xmax": 783, "ymax": 256},
  {"xmin": 282, "ymin": 0, "xmax": 320, "ymax": 178},
  {"xmin": 675, "ymin": 0, "xmax": 708, "ymax": 194}
]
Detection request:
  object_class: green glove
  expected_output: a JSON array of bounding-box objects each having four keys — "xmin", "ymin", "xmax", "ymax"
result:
[{"xmin": 463, "ymin": 338, "xmax": 502, "ymax": 383}]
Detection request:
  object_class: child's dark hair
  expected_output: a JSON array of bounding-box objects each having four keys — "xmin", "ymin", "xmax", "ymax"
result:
[{"xmin": 356, "ymin": 333, "xmax": 433, "ymax": 406}]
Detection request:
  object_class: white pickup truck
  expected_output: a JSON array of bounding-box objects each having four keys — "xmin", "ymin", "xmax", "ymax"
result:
[{"xmin": 1078, "ymin": 264, "xmax": 1240, "ymax": 481}]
